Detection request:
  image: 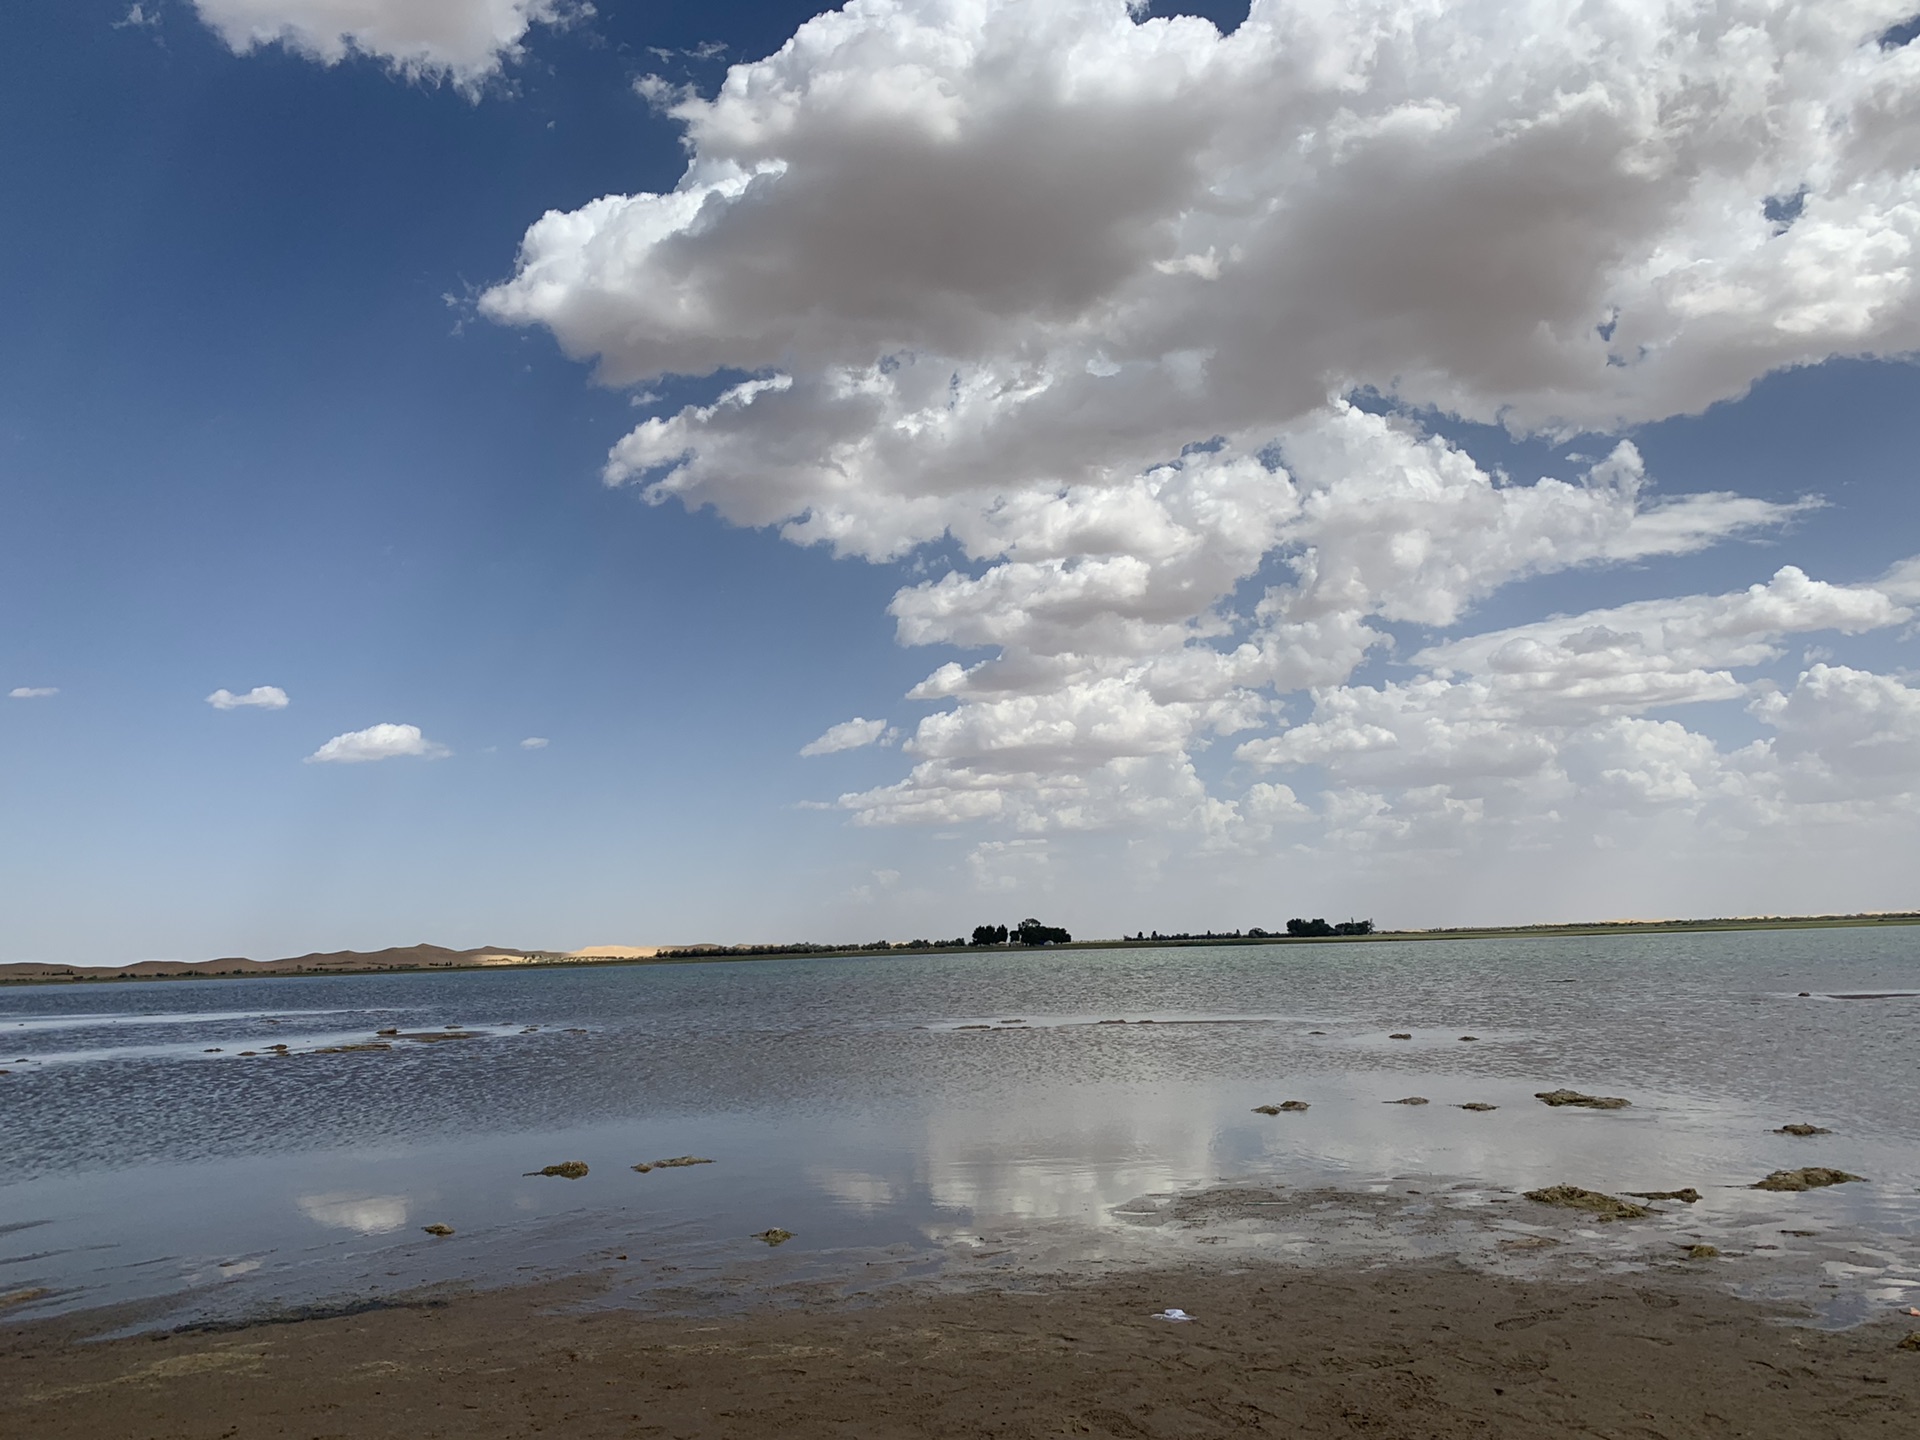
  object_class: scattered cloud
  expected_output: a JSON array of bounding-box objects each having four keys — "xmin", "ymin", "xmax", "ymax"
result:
[
  {"xmin": 207, "ymin": 685, "xmax": 290, "ymax": 711},
  {"xmin": 113, "ymin": 3, "xmax": 162, "ymax": 29},
  {"xmin": 633, "ymin": 74, "xmax": 701, "ymax": 113},
  {"xmin": 189, "ymin": 0, "xmax": 588, "ymax": 88},
  {"xmin": 487, "ymin": 0, "xmax": 1920, "ymax": 883},
  {"xmin": 519, "ymin": 736, "xmax": 549, "ymax": 749},
  {"xmin": 800, "ymin": 716, "xmax": 896, "ymax": 756},
  {"xmin": 304, "ymin": 722, "xmax": 449, "ymax": 765},
  {"xmin": 8, "ymin": 687, "xmax": 58, "ymax": 699},
  {"xmin": 848, "ymin": 866, "xmax": 903, "ymax": 903}
]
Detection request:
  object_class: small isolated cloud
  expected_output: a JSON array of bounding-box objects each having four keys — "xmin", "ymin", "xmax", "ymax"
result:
[
  {"xmin": 304, "ymin": 723, "xmax": 449, "ymax": 765},
  {"xmin": 114, "ymin": 3, "xmax": 162, "ymax": 29},
  {"xmin": 848, "ymin": 867, "xmax": 903, "ymax": 903},
  {"xmin": 800, "ymin": 717, "xmax": 895, "ymax": 756},
  {"xmin": 519, "ymin": 736, "xmax": 549, "ymax": 749},
  {"xmin": 190, "ymin": 0, "xmax": 586, "ymax": 90},
  {"xmin": 207, "ymin": 685, "xmax": 290, "ymax": 711},
  {"xmin": 8, "ymin": 687, "xmax": 57, "ymax": 699}
]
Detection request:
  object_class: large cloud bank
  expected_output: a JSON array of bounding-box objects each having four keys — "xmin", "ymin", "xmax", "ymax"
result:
[
  {"xmin": 192, "ymin": 0, "xmax": 579, "ymax": 85},
  {"xmin": 486, "ymin": 0, "xmax": 1920, "ymax": 913}
]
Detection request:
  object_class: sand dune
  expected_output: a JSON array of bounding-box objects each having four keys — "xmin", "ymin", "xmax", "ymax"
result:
[{"xmin": 0, "ymin": 944, "xmax": 529, "ymax": 982}]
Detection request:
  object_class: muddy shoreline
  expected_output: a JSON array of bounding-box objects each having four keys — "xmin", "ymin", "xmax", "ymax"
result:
[{"xmin": 5, "ymin": 1256, "xmax": 1917, "ymax": 1439}]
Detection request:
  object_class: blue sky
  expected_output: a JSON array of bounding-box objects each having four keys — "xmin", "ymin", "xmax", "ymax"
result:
[{"xmin": 5, "ymin": 1, "xmax": 1920, "ymax": 963}]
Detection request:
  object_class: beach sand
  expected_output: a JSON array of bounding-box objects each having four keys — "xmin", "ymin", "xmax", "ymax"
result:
[{"xmin": 5, "ymin": 1261, "xmax": 1916, "ymax": 1438}]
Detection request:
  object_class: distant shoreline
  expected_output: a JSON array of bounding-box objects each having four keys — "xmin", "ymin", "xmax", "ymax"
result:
[{"xmin": 3, "ymin": 910, "xmax": 1916, "ymax": 986}]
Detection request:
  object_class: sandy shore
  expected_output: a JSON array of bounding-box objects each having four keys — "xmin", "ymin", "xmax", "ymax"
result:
[{"xmin": 5, "ymin": 1261, "xmax": 1917, "ymax": 1438}]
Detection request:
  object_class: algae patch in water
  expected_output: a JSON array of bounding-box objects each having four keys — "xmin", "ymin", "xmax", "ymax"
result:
[
  {"xmin": 634, "ymin": 1156, "xmax": 714, "ymax": 1172},
  {"xmin": 1522, "ymin": 1186, "xmax": 1650, "ymax": 1221},
  {"xmin": 1751, "ymin": 1167, "xmax": 1863, "ymax": 1192},
  {"xmin": 1456, "ymin": 1102, "xmax": 1499, "ymax": 1112},
  {"xmin": 753, "ymin": 1229, "xmax": 794, "ymax": 1246},
  {"xmin": 422, "ymin": 1224, "xmax": 454, "ymax": 1237},
  {"xmin": 1686, "ymin": 1244, "xmax": 1721, "ymax": 1259},
  {"xmin": 1251, "ymin": 1101, "xmax": 1310, "ymax": 1114},
  {"xmin": 1384, "ymin": 1096, "xmax": 1429, "ymax": 1105},
  {"xmin": 1629, "ymin": 1188, "xmax": 1702, "ymax": 1204},
  {"xmin": 1776, "ymin": 1123, "xmax": 1832, "ymax": 1136},
  {"xmin": 526, "ymin": 1161, "xmax": 590, "ymax": 1179},
  {"xmin": 1535, "ymin": 1089, "xmax": 1631, "ymax": 1109}
]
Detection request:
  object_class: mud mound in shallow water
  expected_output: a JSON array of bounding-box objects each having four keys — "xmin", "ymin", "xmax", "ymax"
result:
[
  {"xmin": 1535, "ymin": 1089, "xmax": 1630, "ymax": 1109},
  {"xmin": 1523, "ymin": 1186, "xmax": 1650, "ymax": 1221},
  {"xmin": 1751, "ymin": 1167, "xmax": 1862, "ymax": 1192}
]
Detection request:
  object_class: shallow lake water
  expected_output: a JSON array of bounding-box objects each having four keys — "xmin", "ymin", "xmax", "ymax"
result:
[{"xmin": 2, "ymin": 929, "xmax": 1917, "ymax": 1328}]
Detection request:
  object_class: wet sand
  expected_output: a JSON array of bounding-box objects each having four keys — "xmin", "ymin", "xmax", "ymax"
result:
[{"xmin": 5, "ymin": 1261, "xmax": 1916, "ymax": 1438}]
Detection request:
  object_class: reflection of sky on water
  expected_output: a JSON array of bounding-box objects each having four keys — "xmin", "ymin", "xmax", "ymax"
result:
[
  {"xmin": 8, "ymin": 1022, "xmax": 527, "ymax": 1069},
  {"xmin": 296, "ymin": 1193, "xmax": 411, "ymax": 1235},
  {"xmin": 0, "ymin": 928, "xmax": 1914, "ymax": 1327},
  {"xmin": 0, "ymin": 1009, "xmax": 351, "ymax": 1033}
]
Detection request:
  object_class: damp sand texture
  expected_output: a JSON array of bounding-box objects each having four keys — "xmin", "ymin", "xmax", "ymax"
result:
[{"xmin": 4, "ymin": 1264, "xmax": 1917, "ymax": 1440}]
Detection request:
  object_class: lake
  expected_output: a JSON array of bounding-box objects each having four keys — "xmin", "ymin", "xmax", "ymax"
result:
[{"xmin": 3, "ymin": 929, "xmax": 1917, "ymax": 1328}]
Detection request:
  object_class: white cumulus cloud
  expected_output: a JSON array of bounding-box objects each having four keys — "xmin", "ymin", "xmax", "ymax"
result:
[
  {"xmin": 520, "ymin": 735, "xmax": 549, "ymax": 749},
  {"xmin": 304, "ymin": 722, "xmax": 449, "ymax": 764},
  {"xmin": 8, "ymin": 686, "xmax": 58, "ymax": 699},
  {"xmin": 191, "ymin": 0, "xmax": 584, "ymax": 87},
  {"xmin": 800, "ymin": 716, "xmax": 895, "ymax": 756},
  {"xmin": 207, "ymin": 685, "xmax": 290, "ymax": 711},
  {"xmin": 485, "ymin": 0, "xmax": 1920, "ymax": 904}
]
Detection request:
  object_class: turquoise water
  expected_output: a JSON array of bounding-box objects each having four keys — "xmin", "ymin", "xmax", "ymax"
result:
[{"xmin": 2, "ymin": 930, "xmax": 1916, "ymax": 1324}]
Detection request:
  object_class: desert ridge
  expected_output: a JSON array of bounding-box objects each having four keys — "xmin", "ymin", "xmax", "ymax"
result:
[{"xmin": 0, "ymin": 942, "xmax": 632, "ymax": 982}]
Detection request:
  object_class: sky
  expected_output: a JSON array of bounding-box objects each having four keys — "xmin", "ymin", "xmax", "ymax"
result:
[{"xmin": 5, "ymin": 0, "xmax": 1920, "ymax": 964}]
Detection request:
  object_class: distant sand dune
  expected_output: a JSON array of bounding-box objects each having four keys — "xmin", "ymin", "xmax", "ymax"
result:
[
  {"xmin": 566, "ymin": 945, "xmax": 660, "ymax": 959},
  {"xmin": 0, "ymin": 943, "xmax": 530, "ymax": 981}
]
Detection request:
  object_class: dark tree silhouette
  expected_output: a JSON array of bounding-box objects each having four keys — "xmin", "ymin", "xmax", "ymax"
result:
[
  {"xmin": 1013, "ymin": 918, "xmax": 1071, "ymax": 946},
  {"xmin": 1286, "ymin": 917, "xmax": 1373, "ymax": 937}
]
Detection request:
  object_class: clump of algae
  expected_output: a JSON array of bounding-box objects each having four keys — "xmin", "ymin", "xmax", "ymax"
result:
[
  {"xmin": 526, "ymin": 1161, "xmax": 589, "ymax": 1179},
  {"xmin": 1751, "ymin": 1167, "xmax": 1863, "ymax": 1192},
  {"xmin": 1522, "ymin": 1185, "xmax": 1650, "ymax": 1221},
  {"xmin": 1535, "ymin": 1089, "xmax": 1630, "ymax": 1109}
]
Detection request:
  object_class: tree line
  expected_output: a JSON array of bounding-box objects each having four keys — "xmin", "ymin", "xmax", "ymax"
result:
[
  {"xmin": 970, "ymin": 918, "xmax": 1073, "ymax": 946},
  {"xmin": 656, "ymin": 915, "xmax": 1371, "ymax": 962},
  {"xmin": 1121, "ymin": 919, "xmax": 1375, "ymax": 941}
]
